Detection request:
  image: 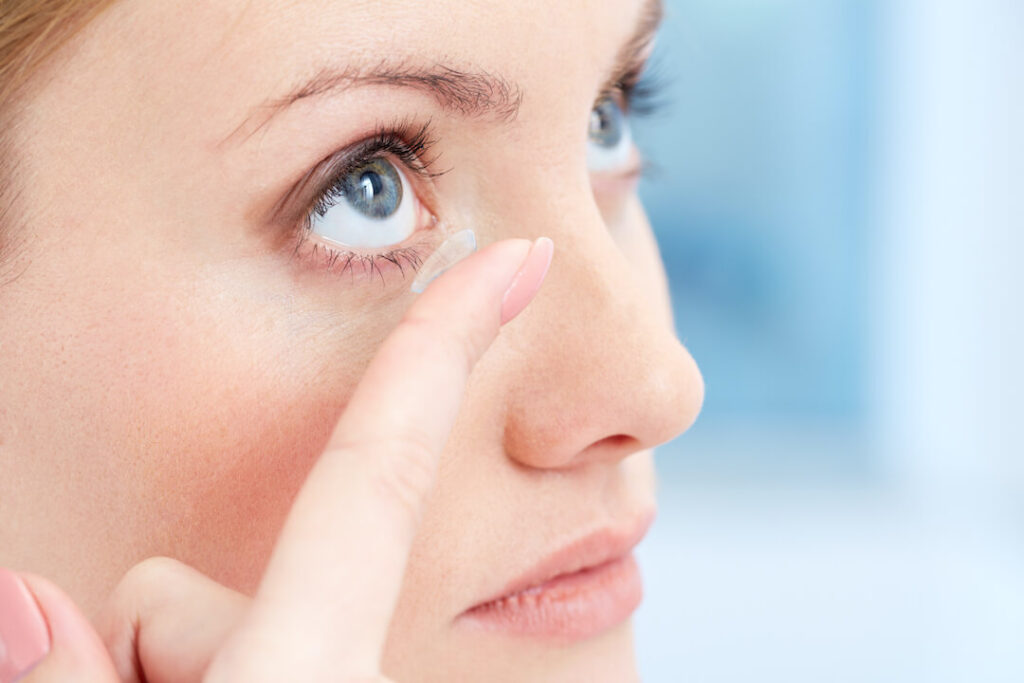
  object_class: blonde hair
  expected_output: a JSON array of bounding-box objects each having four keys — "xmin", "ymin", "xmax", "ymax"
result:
[
  {"xmin": 0, "ymin": 0, "xmax": 113, "ymax": 269},
  {"xmin": 1, "ymin": 0, "xmax": 114, "ymax": 104}
]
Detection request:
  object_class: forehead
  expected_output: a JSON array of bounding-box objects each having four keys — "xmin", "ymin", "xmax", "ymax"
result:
[
  {"xmin": 26, "ymin": 0, "xmax": 655, "ymax": 228},
  {"xmin": 80, "ymin": 0, "xmax": 647, "ymax": 126}
]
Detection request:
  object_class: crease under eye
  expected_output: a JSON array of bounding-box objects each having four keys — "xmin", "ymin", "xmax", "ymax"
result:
[{"xmin": 275, "ymin": 121, "xmax": 444, "ymax": 286}]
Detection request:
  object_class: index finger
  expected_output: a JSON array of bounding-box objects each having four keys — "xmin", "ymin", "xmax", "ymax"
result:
[{"xmin": 215, "ymin": 236, "xmax": 553, "ymax": 680}]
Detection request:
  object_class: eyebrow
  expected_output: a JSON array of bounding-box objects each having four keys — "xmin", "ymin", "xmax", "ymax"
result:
[
  {"xmin": 226, "ymin": 0, "xmax": 663, "ymax": 145},
  {"xmin": 285, "ymin": 60, "xmax": 523, "ymax": 122}
]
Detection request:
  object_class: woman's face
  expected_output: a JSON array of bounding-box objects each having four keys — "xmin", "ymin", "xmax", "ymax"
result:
[{"xmin": 0, "ymin": 0, "xmax": 702, "ymax": 680}]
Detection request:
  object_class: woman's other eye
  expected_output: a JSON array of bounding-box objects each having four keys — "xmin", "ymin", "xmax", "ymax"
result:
[
  {"xmin": 587, "ymin": 96, "xmax": 634, "ymax": 173},
  {"xmin": 310, "ymin": 157, "xmax": 419, "ymax": 249}
]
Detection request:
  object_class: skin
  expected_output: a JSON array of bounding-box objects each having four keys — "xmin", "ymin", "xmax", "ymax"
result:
[{"xmin": 0, "ymin": 0, "xmax": 703, "ymax": 681}]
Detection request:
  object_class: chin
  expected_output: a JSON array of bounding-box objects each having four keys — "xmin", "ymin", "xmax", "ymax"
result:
[{"xmin": 383, "ymin": 620, "xmax": 641, "ymax": 683}]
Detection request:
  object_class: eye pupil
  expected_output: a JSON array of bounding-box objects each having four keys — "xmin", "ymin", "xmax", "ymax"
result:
[
  {"xmin": 342, "ymin": 158, "xmax": 403, "ymax": 219},
  {"xmin": 358, "ymin": 171, "xmax": 383, "ymax": 201}
]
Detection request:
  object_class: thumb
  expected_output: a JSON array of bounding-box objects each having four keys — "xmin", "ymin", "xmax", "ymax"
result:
[
  {"xmin": 96, "ymin": 557, "xmax": 249, "ymax": 683},
  {"xmin": 0, "ymin": 568, "xmax": 118, "ymax": 683}
]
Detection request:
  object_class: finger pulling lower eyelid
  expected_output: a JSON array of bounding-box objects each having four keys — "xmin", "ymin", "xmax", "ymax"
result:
[{"xmin": 410, "ymin": 229, "xmax": 478, "ymax": 294}]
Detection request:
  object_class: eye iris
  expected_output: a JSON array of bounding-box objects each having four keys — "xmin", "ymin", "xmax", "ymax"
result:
[
  {"xmin": 341, "ymin": 158, "xmax": 403, "ymax": 219},
  {"xmin": 589, "ymin": 97, "xmax": 624, "ymax": 148}
]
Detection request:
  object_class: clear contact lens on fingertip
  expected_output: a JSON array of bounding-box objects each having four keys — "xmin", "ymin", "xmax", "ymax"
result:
[{"xmin": 410, "ymin": 229, "xmax": 477, "ymax": 294}]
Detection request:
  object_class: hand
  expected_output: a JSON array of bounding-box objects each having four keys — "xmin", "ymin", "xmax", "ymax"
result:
[{"xmin": 0, "ymin": 236, "xmax": 554, "ymax": 683}]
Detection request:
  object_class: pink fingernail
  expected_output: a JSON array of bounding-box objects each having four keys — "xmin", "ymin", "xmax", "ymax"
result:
[
  {"xmin": 500, "ymin": 237, "xmax": 554, "ymax": 325},
  {"xmin": 0, "ymin": 569, "xmax": 50, "ymax": 683}
]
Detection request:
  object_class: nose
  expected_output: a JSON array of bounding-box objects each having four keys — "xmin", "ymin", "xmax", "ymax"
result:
[{"xmin": 499, "ymin": 202, "xmax": 704, "ymax": 470}]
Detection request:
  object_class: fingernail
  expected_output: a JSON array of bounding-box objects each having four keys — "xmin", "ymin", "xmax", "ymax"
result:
[
  {"xmin": 0, "ymin": 569, "xmax": 50, "ymax": 683},
  {"xmin": 501, "ymin": 237, "xmax": 554, "ymax": 325}
]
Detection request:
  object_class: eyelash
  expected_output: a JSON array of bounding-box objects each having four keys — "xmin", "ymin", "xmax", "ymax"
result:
[
  {"xmin": 291, "ymin": 120, "xmax": 443, "ymax": 283},
  {"xmin": 295, "ymin": 71, "xmax": 662, "ymax": 281},
  {"xmin": 610, "ymin": 58, "xmax": 664, "ymax": 118},
  {"xmin": 308, "ymin": 121, "xmax": 442, "ymax": 220}
]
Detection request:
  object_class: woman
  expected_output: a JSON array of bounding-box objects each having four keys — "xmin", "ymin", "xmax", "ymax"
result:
[{"xmin": 0, "ymin": 0, "xmax": 703, "ymax": 680}]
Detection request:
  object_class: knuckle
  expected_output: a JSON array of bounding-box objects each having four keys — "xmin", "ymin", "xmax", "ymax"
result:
[
  {"xmin": 114, "ymin": 556, "xmax": 189, "ymax": 602},
  {"xmin": 398, "ymin": 312, "xmax": 489, "ymax": 376},
  {"xmin": 458, "ymin": 324, "xmax": 492, "ymax": 370},
  {"xmin": 98, "ymin": 556, "xmax": 188, "ymax": 645},
  {"xmin": 365, "ymin": 435, "xmax": 439, "ymax": 526}
]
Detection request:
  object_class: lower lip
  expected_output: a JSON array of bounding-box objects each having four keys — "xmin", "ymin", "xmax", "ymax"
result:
[{"xmin": 458, "ymin": 553, "xmax": 643, "ymax": 642}]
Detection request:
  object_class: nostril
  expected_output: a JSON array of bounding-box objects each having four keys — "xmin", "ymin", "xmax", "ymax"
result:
[
  {"xmin": 587, "ymin": 434, "xmax": 642, "ymax": 460},
  {"xmin": 596, "ymin": 434, "xmax": 635, "ymax": 450}
]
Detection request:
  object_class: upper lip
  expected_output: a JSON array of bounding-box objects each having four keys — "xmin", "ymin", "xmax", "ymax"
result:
[{"xmin": 464, "ymin": 508, "xmax": 656, "ymax": 610}]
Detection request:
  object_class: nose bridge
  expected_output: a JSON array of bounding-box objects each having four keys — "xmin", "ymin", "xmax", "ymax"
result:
[{"xmin": 498, "ymin": 203, "xmax": 704, "ymax": 470}]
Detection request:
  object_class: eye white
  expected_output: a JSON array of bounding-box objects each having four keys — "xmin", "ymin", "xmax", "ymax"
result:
[{"xmin": 310, "ymin": 162, "xmax": 418, "ymax": 249}]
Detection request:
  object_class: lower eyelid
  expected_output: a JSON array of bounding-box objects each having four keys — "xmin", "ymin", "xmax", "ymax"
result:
[
  {"xmin": 288, "ymin": 152, "xmax": 444, "ymax": 284},
  {"xmin": 291, "ymin": 217, "xmax": 444, "ymax": 288},
  {"xmin": 591, "ymin": 149, "xmax": 644, "ymax": 185}
]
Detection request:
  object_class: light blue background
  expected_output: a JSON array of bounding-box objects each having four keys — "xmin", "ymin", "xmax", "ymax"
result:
[
  {"xmin": 639, "ymin": 0, "xmax": 871, "ymax": 425},
  {"xmin": 633, "ymin": 0, "xmax": 1024, "ymax": 681}
]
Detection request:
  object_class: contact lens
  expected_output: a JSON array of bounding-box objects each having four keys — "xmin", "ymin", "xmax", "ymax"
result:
[{"xmin": 410, "ymin": 229, "xmax": 478, "ymax": 294}]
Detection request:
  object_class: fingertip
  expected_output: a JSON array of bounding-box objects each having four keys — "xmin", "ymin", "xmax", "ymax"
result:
[
  {"xmin": 421, "ymin": 237, "xmax": 532, "ymax": 291},
  {"xmin": 405, "ymin": 237, "xmax": 534, "ymax": 331},
  {"xmin": 14, "ymin": 572, "xmax": 117, "ymax": 681},
  {"xmin": 0, "ymin": 568, "xmax": 49, "ymax": 682},
  {"xmin": 500, "ymin": 236, "xmax": 554, "ymax": 325}
]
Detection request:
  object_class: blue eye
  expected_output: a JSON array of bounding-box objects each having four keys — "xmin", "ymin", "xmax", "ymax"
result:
[
  {"xmin": 590, "ymin": 97, "xmax": 626, "ymax": 148},
  {"xmin": 338, "ymin": 159, "xmax": 403, "ymax": 219},
  {"xmin": 309, "ymin": 157, "xmax": 419, "ymax": 249},
  {"xmin": 587, "ymin": 96, "xmax": 634, "ymax": 172}
]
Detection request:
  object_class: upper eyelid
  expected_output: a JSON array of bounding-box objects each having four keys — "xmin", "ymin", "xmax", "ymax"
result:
[
  {"xmin": 313, "ymin": 138, "xmax": 433, "ymax": 212},
  {"xmin": 606, "ymin": 55, "xmax": 665, "ymax": 118},
  {"xmin": 598, "ymin": 49, "xmax": 655, "ymax": 101},
  {"xmin": 270, "ymin": 123, "xmax": 443, "ymax": 231},
  {"xmin": 273, "ymin": 64, "xmax": 655, "ymax": 233}
]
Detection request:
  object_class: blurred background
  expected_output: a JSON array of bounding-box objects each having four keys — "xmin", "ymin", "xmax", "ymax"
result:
[{"xmin": 632, "ymin": 0, "xmax": 1023, "ymax": 681}]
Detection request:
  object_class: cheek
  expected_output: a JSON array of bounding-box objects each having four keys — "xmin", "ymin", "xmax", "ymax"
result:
[
  {"xmin": 124, "ymin": 323, "xmax": 333, "ymax": 593},
  {"xmin": 114, "ymin": 266, "xmax": 398, "ymax": 593},
  {"xmin": 9, "ymin": 248, "xmax": 395, "ymax": 599}
]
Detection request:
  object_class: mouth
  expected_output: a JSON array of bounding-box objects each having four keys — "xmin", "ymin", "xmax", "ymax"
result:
[{"xmin": 456, "ymin": 509, "xmax": 655, "ymax": 643}]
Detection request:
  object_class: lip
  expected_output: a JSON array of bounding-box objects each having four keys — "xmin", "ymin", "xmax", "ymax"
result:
[{"xmin": 457, "ymin": 509, "xmax": 656, "ymax": 642}]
